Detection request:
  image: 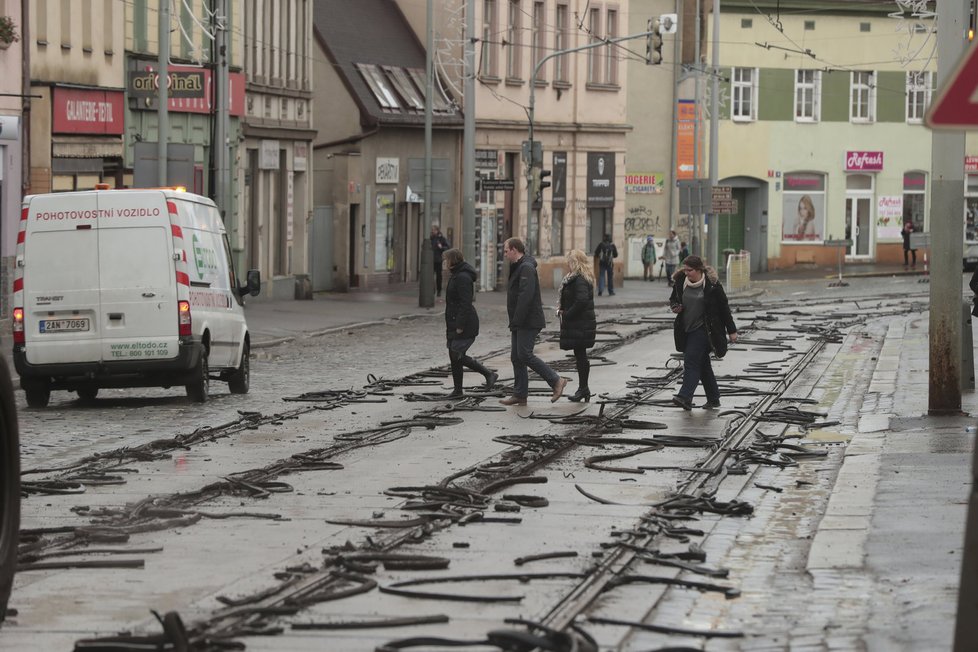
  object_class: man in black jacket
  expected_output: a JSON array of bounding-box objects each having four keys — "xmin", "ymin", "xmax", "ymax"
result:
[
  {"xmin": 430, "ymin": 224, "xmax": 450, "ymax": 297},
  {"xmin": 499, "ymin": 238, "xmax": 567, "ymax": 406},
  {"xmin": 594, "ymin": 233, "xmax": 618, "ymax": 296}
]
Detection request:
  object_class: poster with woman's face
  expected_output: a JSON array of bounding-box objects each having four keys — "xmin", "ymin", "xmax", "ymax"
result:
[{"xmin": 781, "ymin": 192, "xmax": 825, "ymax": 241}]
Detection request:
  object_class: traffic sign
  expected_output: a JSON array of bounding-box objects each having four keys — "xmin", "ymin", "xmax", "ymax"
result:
[{"xmin": 927, "ymin": 45, "xmax": 978, "ymax": 129}]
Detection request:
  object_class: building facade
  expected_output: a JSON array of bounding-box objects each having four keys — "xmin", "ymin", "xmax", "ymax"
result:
[
  {"xmin": 241, "ymin": 0, "xmax": 315, "ymax": 300},
  {"xmin": 714, "ymin": 0, "xmax": 975, "ymax": 270},
  {"xmin": 0, "ymin": 0, "xmax": 24, "ymax": 320},
  {"xmin": 312, "ymin": 0, "xmax": 462, "ymax": 293}
]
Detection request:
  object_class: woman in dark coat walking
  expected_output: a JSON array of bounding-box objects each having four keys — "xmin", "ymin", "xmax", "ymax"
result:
[
  {"xmin": 443, "ymin": 249, "xmax": 497, "ymax": 398},
  {"xmin": 668, "ymin": 255, "xmax": 738, "ymax": 411},
  {"xmin": 557, "ymin": 249, "xmax": 597, "ymax": 402}
]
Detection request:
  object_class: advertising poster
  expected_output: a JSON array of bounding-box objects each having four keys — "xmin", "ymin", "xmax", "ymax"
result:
[
  {"xmin": 782, "ymin": 173, "xmax": 825, "ymax": 242},
  {"xmin": 676, "ymin": 100, "xmax": 698, "ymax": 180},
  {"xmin": 876, "ymin": 196, "xmax": 903, "ymax": 239},
  {"xmin": 625, "ymin": 173, "xmax": 665, "ymax": 194}
]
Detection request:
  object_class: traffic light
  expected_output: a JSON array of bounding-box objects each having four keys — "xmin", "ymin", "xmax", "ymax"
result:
[
  {"xmin": 536, "ymin": 169, "xmax": 551, "ymax": 205},
  {"xmin": 646, "ymin": 18, "xmax": 663, "ymax": 65}
]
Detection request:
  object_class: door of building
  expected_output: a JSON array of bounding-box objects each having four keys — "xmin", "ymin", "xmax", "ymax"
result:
[
  {"xmin": 717, "ymin": 189, "xmax": 747, "ymax": 261},
  {"xmin": 845, "ymin": 174, "xmax": 874, "ymax": 259}
]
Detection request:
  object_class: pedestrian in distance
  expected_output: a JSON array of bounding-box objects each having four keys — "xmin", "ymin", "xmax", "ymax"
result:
[
  {"xmin": 642, "ymin": 236, "xmax": 657, "ymax": 281},
  {"xmin": 902, "ymin": 220, "xmax": 917, "ymax": 269},
  {"xmin": 499, "ymin": 238, "xmax": 568, "ymax": 406},
  {"xmin": 443, "ymin": 249, "xmax": 498, "ymax": 399},
  {"xmin": 663, "ymin": 230, "xmax": 681, "ymax": 286},
  {"xmin": 594, "ymin": 233, "xmax": 618, "ymax": 296},
  {"xmin": 679, "ymin": 241, "xmax": 690, "ymax": 264},
  {"xmin": 669, "ymin": 255, "xmax": 738, "ymax": 411},
  {"xmin": 430, "ymin": 224, "xmax": 450, "ymax": 297},
  {"xmin": 970, "ymin": 265, "xmax": 978, "ymax": 318},
  {"xmin": 557, "ymin": 249, "xmax": 597, "ymax": 402}
]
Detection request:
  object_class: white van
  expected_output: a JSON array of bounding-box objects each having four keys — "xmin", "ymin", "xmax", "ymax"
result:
[{"xmin": 12, "ymin": 187, "xmax": 260, "ymax": 407}]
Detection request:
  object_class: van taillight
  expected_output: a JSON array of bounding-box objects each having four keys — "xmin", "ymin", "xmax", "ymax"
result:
[
  {"xmin": 178, "ymin": 300, "xmax": 192, "ymax": 336},
  {"xmin": 12, "ymin": 307, "xmax": 24, "ymax": 344}
]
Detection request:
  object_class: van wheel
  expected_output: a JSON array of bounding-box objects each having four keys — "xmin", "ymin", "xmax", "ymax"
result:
[
  {"xmin": 186, "ymin": 350, "xmax": 209, "ymax": 403},
  {"xmin": 227, "ymin": 343, "xmax": 250, "ymax": 394},
  {"xmin": 77, "ymin": 387, "xmax": 99, "ymax": 402},
  {"xmin": 23, "ymin": 379, "xmax": 50, "ymax": 409},
  {"xmin": 0, "ymin": 359, "xmax": 21, "ymax": 622}
]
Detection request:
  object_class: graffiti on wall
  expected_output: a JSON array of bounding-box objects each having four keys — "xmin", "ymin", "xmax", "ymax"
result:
[{"xmin": 624, "ymin": 206, "xmax": 662, "ymax": 237}]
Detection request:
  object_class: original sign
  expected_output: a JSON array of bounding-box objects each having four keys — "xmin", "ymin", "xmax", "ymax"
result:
[
  {"xmin": 128, "ymin": 63, "xmax": 245, "ymax": 116},
  {"xmin": 128, "ymin": 69, "xmax": 205, "ymax": 98},
  {"xmin": 52, "ymin": 87, "xmax": 125, "ymax": 135}
]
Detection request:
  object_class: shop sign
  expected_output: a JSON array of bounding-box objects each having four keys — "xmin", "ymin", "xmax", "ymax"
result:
[
  {"xmin": 625, "ymin": 172, "xmax": 664, "ymax": 194},
  {"xmin": 475, "ymin": 149, "xmax": 498, "ymax": 170},
  {"xmin": 587, "ymin": 152, "xmax": 615, "ymax": 208},
  {"xmin": 128, "ymin": 63, "xmax": 245, "ymax": 116},
  {"xmin": 259, "ymin": 140, "xmax": 279, "ymax": 170},
  {"xmin": 966, "ymin": 156, "xmax": 978, "ymax": 172},
  {"xmin": 294, "ymin": 143, "xmax": 308, "ymax": 172},
  {"xmin": 552, "ymin": 152, "xmax": 567, "ymax": 209},
  {"xmin": 844, "ymin": 150, "xmax": 883, "ymax": 171},
  {"xmin": 0, "ymin": 115, "xmax": 19, "ymax": 141},
  {"xmin": 877, "ymin": 195, "xmax": 903, "ymax": 239},
  {"xmin": 52, "ymin": 87, "xmax": 125, "ymax": 135},
  {"xmin": 376, "ymin": 157, "xmax": 399, "ymax": 184}
]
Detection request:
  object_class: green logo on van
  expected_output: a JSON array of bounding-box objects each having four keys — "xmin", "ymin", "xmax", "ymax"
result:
[{"xmin": 192, "ymin": 233, "xmax": 219, "ymax": 278}]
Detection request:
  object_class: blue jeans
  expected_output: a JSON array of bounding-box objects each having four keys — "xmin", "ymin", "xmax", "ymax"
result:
[
  {"xmin": 597, "ymin": 264, "xmax": 614, "ymax": 295},
  {"xmin": 677, "ymin": 327, "xmax": 720, "ymax": 403},
  {"xmin": 510, "ymin": 328, "xmax": 560, "ymax": 398}
]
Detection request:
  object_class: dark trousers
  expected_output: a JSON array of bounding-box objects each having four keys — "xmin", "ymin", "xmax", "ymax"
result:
[
  {"xmin": 904, "ymin": 247, "xmax": 917, "ymax": 267},
  {"xmin": 665, "ymin": 263, "xmax": 677, "ymax": 285},
  {"xmin": 597, "ymin": 264, "xmax": 614, "ymax": 295},
  {"xmin": 448, "ymin": 338, "xmax": 492, "ymax": 391},
  {"xmin": 434, "ymin": 262, "xmax": 444, "ymax": 296},
  {"xmin": 510, "ymin": 328, "xmax": 559, "ymax": 397},
  {"xmin": 573, "ymin": 347, "xmax": 590, "ymax": 390},
  {"xmin": 677, "ymin": 328, "xmax": 720, "ymax": 403}
]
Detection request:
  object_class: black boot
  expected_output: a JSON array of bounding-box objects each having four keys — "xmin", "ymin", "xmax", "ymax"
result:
[
  {"xmin": 449, "ymin": 351, "xmax": 465, "ymax": 396},
  {"xmin": 568, "ymin": 387, "xmax": 592, "ymax": 402},
  {"xmin": 568, "ymin": 354, "xmax": 591, "ymax": 402},
  {"xmin": 463, "ymin": 356, "xmax": 497, "ymax": 389}
]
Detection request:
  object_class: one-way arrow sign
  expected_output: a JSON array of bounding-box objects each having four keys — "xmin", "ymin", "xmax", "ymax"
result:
[{"xmin": 927, "ymin": 45, "xmax": 978, "ymax": 129}]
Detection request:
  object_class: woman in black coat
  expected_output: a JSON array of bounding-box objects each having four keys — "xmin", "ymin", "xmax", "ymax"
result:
[
  {"xmin": 557, "ymin": 249, "xmax": 597, "ymax": 402},
  {"xmin": 443, "ymin": 249, "xmax": 498, "ymax": 398},
  {"xmin": 668, "ymin": 255, "xmax": 738, "ymax": 411}
]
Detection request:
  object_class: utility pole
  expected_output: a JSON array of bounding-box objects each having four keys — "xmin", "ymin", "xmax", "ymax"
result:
[
  {"xmin": 419, "ymin": 0, "xmax": 434, "ymax": 308},
  {"xmin": 462, "ymin": 0, "xmax": 476, "ymax": 267},
  {"xmin": 706, "ymin": 0, "xmax": 720, "ymax": 269},
  {"xmin": 929, "ymin": 0, "xmax": 967, "ymax": 415},
  {"xmin": 157, "ymin": 0, "xmax": 169, "ymax": 187},
  {"xmin": 214, "ymin": 0, "xmax": 230, "ymax": 220},
  {"xmin": 692, "ymin": 0, "xmax": 701, "ymax": 256}
]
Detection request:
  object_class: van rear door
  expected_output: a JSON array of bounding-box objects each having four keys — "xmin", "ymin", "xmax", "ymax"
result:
[
  {"xmin": 22, "ymin": 193, "xmax": 102, "ymax": 365},
  {"xmin": 95, "ymin": 192, "xmax": 179, "ymax": 362}
]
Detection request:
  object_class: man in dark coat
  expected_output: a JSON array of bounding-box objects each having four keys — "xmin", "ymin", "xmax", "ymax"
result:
[
  {"xmin": 500, "ymin": 238, "xmax": 567, "ymax": 406},
  {"xmin": 594, "ymin": 233, "xmax": 618, "ymax": 296},
  {"xmin": 443, "ymin": 249, "xmax": 497, "ymax": 398},
  {"xmin": 668, "ymin": 255, "xmax": 737, "ymax": 411},
  {"xmin": 430, "ymin": 224, "xmax": 450, "ymax": 297}
]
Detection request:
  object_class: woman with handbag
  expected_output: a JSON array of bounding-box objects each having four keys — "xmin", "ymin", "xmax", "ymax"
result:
[
  {"xmin": 443, "ymin": 249, "xmax": 497, "ymax": 398},
  {"xmin": 557, "ymin": 249, "xmax": 598, "ymax": 402}
]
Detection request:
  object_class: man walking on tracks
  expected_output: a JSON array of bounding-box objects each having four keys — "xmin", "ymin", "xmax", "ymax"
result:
[{"xmin": 499, "ymin": 238, "xmax": 567, "ymax": 406}]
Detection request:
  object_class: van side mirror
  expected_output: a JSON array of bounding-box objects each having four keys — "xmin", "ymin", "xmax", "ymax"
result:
[{"xmin": 241, "ymin": 269, "xmax": 261, "ymax": 297}]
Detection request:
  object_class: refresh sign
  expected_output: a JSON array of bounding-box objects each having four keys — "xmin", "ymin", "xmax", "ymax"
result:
[{"xmin": 0, "ymin": 116, "xmax": 20, "ymax": 142}]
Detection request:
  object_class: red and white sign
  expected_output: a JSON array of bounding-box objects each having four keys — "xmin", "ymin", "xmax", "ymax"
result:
[
  {"xmin": 966, "ymin": 156, "xmax": 978, "ymax": 172},
  {"xmin": 845, "ymin": 150, "xmax": 883, "ymax": 171},
  {"xmin": 52, "ymin": 88, "xmax": 125, "ymax": 135},
  {"xmin": 927, "ymin": 45, "xmax": 978, "ymax": 129}
]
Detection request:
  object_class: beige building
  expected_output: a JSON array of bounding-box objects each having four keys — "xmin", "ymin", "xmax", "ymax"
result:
[
  {"xmin": 398, "ymin": 0, "xmax": 633, "ymax": 289},
  {"xmin": 241, "ymin": 0, "xmax": 316, "ymax": 300}
]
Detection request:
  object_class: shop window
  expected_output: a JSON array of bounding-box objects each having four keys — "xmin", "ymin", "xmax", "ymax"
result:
[
  {"xmin": 902, "ymin": 172, "xmax": 926, "ymax": 232},
  {"xmin": 965, "ymin": 175, "xmax": 978, "ymax": 243},
  {"xmin": 782, "ymin": 172, "xmax": 825, "ymax": 242}
]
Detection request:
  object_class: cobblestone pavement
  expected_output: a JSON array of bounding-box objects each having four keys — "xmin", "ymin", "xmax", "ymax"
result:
[{"xmin": 1, "ymin": 274, "xmax": 972, "ymax": 651}]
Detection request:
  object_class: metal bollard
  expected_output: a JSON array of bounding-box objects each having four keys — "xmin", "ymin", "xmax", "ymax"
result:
[
  {"xmin": 954, "ymin": 430, "xmax": 978, "ymax": 650},
  {"xmin": 964, "ymin": 301, "xmax": 975, "ymax": 391}
]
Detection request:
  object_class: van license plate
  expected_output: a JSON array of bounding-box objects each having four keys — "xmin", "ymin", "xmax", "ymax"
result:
[{"xmin": 40, "ymin": 318, "xmax": 90, "ymax": 333}]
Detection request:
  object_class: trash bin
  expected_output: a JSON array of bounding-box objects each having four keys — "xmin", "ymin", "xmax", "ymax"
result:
[{"xmin": 294, "ymin": 274, "xmax": 312, "ymax": 300}]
